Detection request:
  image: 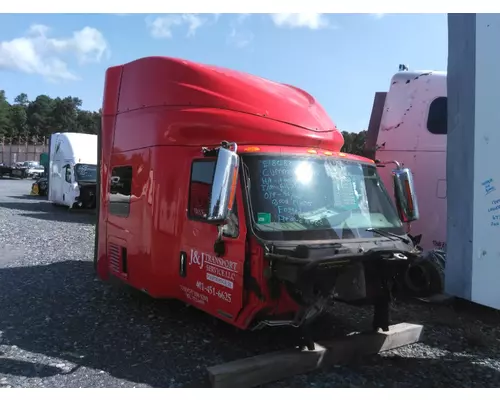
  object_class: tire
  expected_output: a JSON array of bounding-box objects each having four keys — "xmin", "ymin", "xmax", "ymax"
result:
[{"xmin": 404, "ymin": 250, "xmax": 445, "ymax": 297}]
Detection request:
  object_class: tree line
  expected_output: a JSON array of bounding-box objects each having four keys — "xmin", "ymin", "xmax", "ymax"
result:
[
  {"xmin": 0, "ymin": 89, "xmax": 367, "ymax": 155},
  {"xmin": 340, "ymin": 130, "xmax": 366, "ymax": 156},
  {"xmin": 0, "ymin": 90, "xmax": 101, "ymax": 145}
]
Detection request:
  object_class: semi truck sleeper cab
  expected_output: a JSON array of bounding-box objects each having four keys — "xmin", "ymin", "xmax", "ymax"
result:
[{"xmin": 94, "ymin": 56, "xmax": 421, "ymax": 349}]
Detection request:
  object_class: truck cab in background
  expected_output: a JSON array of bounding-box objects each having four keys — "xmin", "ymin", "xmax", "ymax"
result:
[
  {"xmin": 95, "ymin": 56, "xmax": 421, "ymax": 347},
  {"xmin": 48, "ymin": 132, "xmax": 98, "ymax": 209},
  {"xmin": 365, "ymin": 70, "xmax": 447, "ymax": 252}
]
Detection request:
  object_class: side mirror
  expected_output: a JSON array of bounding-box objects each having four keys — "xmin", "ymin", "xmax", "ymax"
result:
[
  {"xmin": 392, "ymin": 166, "xmax": 419, "ymax": 222},
  {"xmin": 206, "ymin": 143, "xmax": 240, "ymax": 224}
]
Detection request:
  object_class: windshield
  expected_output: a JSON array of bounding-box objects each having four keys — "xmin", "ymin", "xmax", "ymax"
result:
[
  {"xmin": 243, "ymin": 154, "xmax": 404, "ymax": 241},
  {"xmin": 75, "ymin": 163, "xmax": 97, "ymax": 182}
]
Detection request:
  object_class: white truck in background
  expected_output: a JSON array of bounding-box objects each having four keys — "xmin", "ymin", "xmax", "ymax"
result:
[
  {"xmin": 48, "ymin": 132, "xmax": 98, "ymax": 209},
  {"xmin": 365, "ymin": 69, "xmax": 447, "ymax": 253}
]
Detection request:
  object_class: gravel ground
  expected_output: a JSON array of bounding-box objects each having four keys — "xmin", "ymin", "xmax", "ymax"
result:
[{"xmin": 1, "ymin": 178, "xmax": 500, "ymax": 388}]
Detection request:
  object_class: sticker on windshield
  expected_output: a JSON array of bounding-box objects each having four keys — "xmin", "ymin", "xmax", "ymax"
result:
[{"xmin": 257, "ymin": 212, "xmax": 271, "ymax": 224}]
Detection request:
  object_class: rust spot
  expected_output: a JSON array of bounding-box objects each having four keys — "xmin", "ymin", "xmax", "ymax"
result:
[
  {"xmin": 406, "ymin": 72, "xmax": 432, "ymax": 84},
  {"xmin": 414, "ymin": 72, "xmax": 432, "ymax": 81},
  {"xmin": 382, "ymin": 122, "xmax": 403, "ymax": 131}
]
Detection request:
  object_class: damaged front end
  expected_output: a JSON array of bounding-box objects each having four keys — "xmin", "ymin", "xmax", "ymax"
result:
[
  {"xmin": 260, "ymin": 240, "xmax": 420, "ymax": 332},
  {"xmin": 238, "ymin": 154, "xmax": 421, "ymax": 349},
  {"xmin": 200, "ymin": 142, "xmax": 421, "ymax": 350},
  {"xmin": 72, "ymin": 163, "xmax": 98, "ymax": 209},
  {"xmin": 74, "ymin": 182, "xmax": 97, "ymax": 209}
]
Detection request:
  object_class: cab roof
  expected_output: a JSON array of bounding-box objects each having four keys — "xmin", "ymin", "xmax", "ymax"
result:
[
  {"xmin": 390, "ymin": 70, "xmax": 446, "ymax": 85},
  {"xmin": 104, "ymin": 56, "xmax": 338, "ymax": 134}
]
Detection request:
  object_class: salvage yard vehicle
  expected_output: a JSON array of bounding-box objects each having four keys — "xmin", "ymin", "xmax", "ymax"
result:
[
  {"xmin": 22, "ymin": 161, "xmax": 45, "ymax": 179},
  {"xmin": 364, "ymin": 68, "xmax": 447, "ymax": 253},
  {"xmin": 94, "ymin": 56, "xmax": 421, "ymax": 349},
  {"xmin": 48, "ymin": 132, "xmax": 98, "ymax": 209},
  {"xmin": 0, "ymin": 162, "xmax": 28, "ymax": 179}
]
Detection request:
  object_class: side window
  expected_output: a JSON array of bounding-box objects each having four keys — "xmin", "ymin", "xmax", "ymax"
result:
[
  {"xmin": 427, "ymin": 96, "xmax": 447, "ymax": 135},
  {"xmin": 65, "ymin": 166, "xmax": 72, "ymax": 183},
  {"xmin": 109, "ymin": 166, "xmax": 133, "ymax": 218},
  {"xmin": 188, "ymin": 160, "xmax": 239, "ymax": 238}
]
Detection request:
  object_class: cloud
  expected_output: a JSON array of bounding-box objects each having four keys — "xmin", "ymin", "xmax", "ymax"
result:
[
  {"xmin": 227, "ymin": 28, "xmax": 254, "ymax": 49},
  {"xmin": 227, "ymin": 13, "xmax": 254, "ymax": 49},
  {"xmin": 0, "ymin": 24, "xmax": 108, "ymax": 82},
  {"xmin": 146, "ymin": 13, "xmax": 219, "ymax": 39},
  {"xmin": 270, "ymin": 13, "xmax": 330, "ymax": 29}
]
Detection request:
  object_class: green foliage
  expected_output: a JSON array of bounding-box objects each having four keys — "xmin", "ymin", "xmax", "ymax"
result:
[
  {"xmin": 341, "ymin": 130, "xmax": 367, "ymax": 156},
  {"xmin": 0, "ymin": 90, "xmax": 11, "ymax": 137},
  {"xmin": 0, "ymin": 91, "xmax": 101, "ymax": 144}
]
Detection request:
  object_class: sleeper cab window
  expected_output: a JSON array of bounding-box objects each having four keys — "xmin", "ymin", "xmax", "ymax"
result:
[
  {"xmin": 109, "ymin": 166, "xmax": 133, "ymax": 218},
  {"xmin": 65, "ymin": 165, "xmax": 71, "ymax": 183},
  {"xmin": 427, "ymin": 96, "xmax": 447, "ymax": 135},
  {"xmin": 189, "ymin": 159, "xmax": 239, "ymax": 238}
]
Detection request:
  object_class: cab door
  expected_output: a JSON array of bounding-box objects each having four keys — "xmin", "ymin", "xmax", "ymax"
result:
[{"xmin": 179, "ymin": 158, "xmax": 247, "ymax": 323}]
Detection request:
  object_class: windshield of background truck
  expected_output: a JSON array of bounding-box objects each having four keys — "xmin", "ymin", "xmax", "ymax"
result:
[
  {"xmin": 243, "ymin": 155, "xmax": 404, "ymax": 241},
  {"xmin": 75, "ymin": 163, "xmax": 97, "ymax": 182}
]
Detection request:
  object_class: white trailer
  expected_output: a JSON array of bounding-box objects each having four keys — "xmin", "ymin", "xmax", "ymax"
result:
[{"xmin": 48, "ymin": 132, "xmax": 98, "ymax": 209}]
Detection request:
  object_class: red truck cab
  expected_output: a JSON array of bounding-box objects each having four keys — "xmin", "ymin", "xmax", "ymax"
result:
[{"xmin": 94, "ymin": 56, "xmax": 420, "ymax": 348}]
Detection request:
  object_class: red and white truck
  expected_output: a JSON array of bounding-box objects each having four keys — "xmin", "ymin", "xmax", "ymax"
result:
[{"xmin": 94, "ymin": 56, "xmax": 421, "ymax": 348}]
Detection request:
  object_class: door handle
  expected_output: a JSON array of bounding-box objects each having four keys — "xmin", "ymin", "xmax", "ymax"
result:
[{"xmin": 179, "ymin": 251, "xmax": 187, "ymax": 277}]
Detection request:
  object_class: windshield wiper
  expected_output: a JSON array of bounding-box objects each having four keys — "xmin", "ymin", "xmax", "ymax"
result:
[{"xmin": 366, "ymin": 228, "xmax": 410, "ymax": 244}]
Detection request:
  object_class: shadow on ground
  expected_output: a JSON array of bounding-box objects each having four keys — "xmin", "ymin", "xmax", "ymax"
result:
[
  {"xmin": 0, "ymin": 261, "xmax": 303, "ymax": 387},
  {"xmin": 0, "ymin": 200, "xmax": 95, "ymax": 224},
  {"xmin": 8, "ymin": 195, "xmax": 47, "ymax": 201},
  {"xmin": 1, "ymin": 261, "xmax": 500, "ymax": 387},
  {"xmin": 0, "ymin": 358, "xmax": 77, "ymax": 379}
]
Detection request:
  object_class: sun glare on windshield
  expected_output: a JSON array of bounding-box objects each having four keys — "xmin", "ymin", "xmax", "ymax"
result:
[{"xmin": 294, "ymin": 161, "xmax": 313, "ymax": 184}]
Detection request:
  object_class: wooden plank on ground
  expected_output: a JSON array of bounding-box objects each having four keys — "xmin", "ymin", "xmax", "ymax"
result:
[{"xmin": 207, "ymin": 322, "xmax": 424, "ymax": 388}]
